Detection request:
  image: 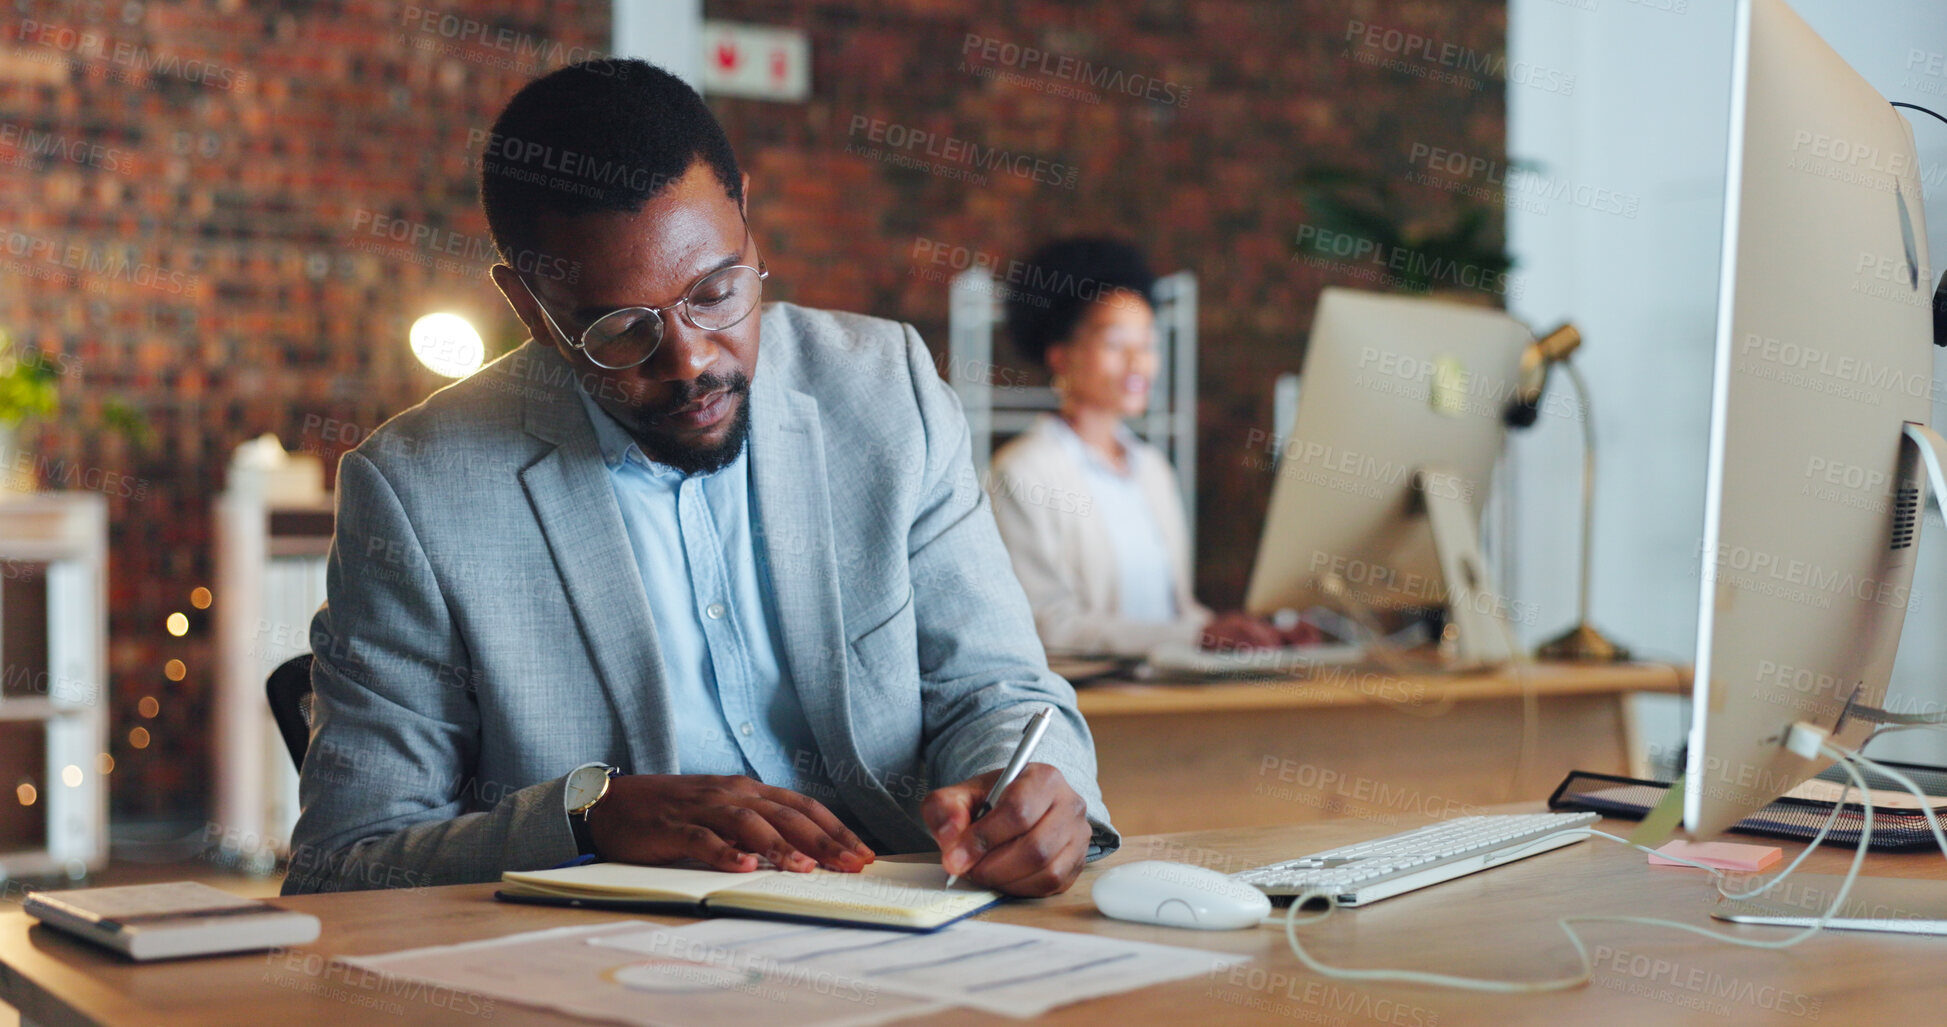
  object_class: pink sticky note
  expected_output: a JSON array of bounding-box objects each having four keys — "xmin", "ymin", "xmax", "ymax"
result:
[{"xmin": 1647, "ymin": 840, "xmax": 1781, "ymax": 872}]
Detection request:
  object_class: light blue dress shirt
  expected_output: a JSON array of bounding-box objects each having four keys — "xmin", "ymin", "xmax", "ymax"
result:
[
  {"xmin": 1049, "ymin": 418, "xmax": 1178, "ymax": 623},
  {"xmin": 575, "ymin": 388, "xmax": 849, "ymax": 820}
]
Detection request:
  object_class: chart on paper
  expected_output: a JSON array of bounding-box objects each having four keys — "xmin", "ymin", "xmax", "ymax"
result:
[
  {"xmin": 592, "ymin": 916, "xmax": 1251, "ymax": 1018},
  {"xmin": 344, "ymin": 921, "xmax": 941, "ymax": 1027}
]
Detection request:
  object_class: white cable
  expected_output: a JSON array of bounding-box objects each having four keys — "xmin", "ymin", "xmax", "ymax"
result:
[
  {"xmin": 1489, "ymin": 609, "xmax": 1538, "ymax": 801},
  {"xmin": 1826, "ymin": 740, "xmax": 1947, "ymax": 862},
  {"xmin": 1274, "ymin": 743, "xmax": 1879, "ymax": 993},
  {"xmin": 1713, "ymin": 773, "xmax": 1853, "ymax": 902}
]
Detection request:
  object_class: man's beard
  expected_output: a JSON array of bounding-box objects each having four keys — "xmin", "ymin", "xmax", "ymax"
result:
[{"xmin": 629, "ymin": 371, "xmax": 753, "ymax": 475}]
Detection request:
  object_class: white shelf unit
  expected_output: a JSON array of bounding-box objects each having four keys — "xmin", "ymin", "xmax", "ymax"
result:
[
  {"xmin": 0, "ymin": 492, "xmax": 108, "ymax": 881},
  {"xmin": 213, "ymin": 461, "xmax": 330, "ymax": 869},
  {"xmin": 947, "ymin": 267, "xmax": 1200, "ymax": 546}
]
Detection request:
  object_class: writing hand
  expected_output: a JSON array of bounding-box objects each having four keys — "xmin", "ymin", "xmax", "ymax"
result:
[{"xmin": 922, "ymin": 763, "xmax": 1090, "ymax": 897}]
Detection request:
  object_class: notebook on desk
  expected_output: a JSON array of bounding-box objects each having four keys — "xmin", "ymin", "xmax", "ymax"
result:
[{"xmin": 496, "ymin": 860, "xmax": 1002, "ymax": 932}]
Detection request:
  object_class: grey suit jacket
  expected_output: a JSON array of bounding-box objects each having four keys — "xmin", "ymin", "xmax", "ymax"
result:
[{"xmin": 282, "ymin": 303, "xmax": 1119, "ymax": 894}]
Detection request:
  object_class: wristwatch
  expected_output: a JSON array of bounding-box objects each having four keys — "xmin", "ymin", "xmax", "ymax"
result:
[{"xmin": 564, "ymin": 763, "xmax": 620, "ymax": 856}]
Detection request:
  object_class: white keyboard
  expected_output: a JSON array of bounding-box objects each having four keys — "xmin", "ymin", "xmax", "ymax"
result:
[
  {"xmin": 1234, "ymin": 812, "xmax": 1600, "ymax": 906},
  {"xmin": 1137, "ymin": 641, "xmax": 1367, "ymax": 680}
]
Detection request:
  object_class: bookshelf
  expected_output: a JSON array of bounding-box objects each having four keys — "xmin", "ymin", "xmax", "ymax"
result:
[{"xmin": 0, "ymin": 492, "xmax": 108, "ymax": 881}]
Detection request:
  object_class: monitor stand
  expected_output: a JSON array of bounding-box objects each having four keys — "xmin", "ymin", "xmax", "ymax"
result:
[
  {"xmin": 1318, "ymin": 468, "xmax": 1516, "ymax": 671},
  {"xmin": 1418, "ymin": 467, "xmax": 1516, "ymax": 669}
]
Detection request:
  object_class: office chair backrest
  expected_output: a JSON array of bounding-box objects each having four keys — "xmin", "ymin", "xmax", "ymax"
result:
[{"xmin": 266, "ymin": 653, "xmax": 314, "ymax": 771}]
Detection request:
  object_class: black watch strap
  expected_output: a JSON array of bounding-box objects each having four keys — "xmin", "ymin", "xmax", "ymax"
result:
[{"xmin": 571, "ymin": 808, "xmax": 598, "ymax": 856}]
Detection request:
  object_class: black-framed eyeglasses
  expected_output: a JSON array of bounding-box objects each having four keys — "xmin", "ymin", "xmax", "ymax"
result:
[{"xmin": 518, "ymin": 240, "xmax": 769, "ymax": 371}]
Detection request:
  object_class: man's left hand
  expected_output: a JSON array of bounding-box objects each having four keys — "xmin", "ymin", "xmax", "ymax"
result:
[{"xmin": 922, "ymin": 763, "xmax": 1090, "ymax": 897}]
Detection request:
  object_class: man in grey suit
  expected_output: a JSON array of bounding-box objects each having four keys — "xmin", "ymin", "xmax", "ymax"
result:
[{"xmin": 283, "ymin": 59, "xmax": 1117, "ymax": 897}]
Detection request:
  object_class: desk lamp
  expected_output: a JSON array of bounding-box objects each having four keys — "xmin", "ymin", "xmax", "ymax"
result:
[{"xmin": 1506, "ymin": 323, "xmax": 1630, "ymax": 663}]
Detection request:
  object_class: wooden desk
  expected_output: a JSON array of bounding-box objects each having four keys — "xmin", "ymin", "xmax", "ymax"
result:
[
  {"xmin": 1074, "ymin": 661, "xmax": 1688, "ymax": 835},
  {"xmin": 3, "ymin": 807, "xmax": 1940, "ymax": 1026}
]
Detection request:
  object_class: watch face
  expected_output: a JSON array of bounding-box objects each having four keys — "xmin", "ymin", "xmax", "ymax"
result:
[{"xmin": 565, "ymin": 765, "xmax": 611, "ymax": 812}]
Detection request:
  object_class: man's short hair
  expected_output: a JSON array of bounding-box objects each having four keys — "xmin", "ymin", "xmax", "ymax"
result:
[
  {"xmin": 480, "ymin": 58, "xmax": 744, "ymax": 266},
  {"xmin": 1005, "ymin": 237, "xmax": 1158, "ymax": 368}
]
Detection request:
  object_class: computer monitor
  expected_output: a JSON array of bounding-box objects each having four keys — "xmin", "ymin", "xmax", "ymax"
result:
[
  {"xmin": 1685, "ymin": 0, "xmax": 1937, "ymax": 837},
  {"xmin": 1244, "ymin": 287, "xmax": 1532, "ymax": 666}
]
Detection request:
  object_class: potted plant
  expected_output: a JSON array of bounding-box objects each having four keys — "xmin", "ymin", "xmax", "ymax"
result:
[{"xmin": 0, "ymin": 329, "xmax": 60, "ymax": 494}]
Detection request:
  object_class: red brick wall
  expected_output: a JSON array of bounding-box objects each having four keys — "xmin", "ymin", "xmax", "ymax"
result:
[
  {"xmin": 0, "ymin": 0, "xmax": 1505, "ymax": 825},
  {"xmin": 707, "ymin": 0, "xmax": 1512, "ymax": 604},
  {"xmin": 0, "ymin": 0, "xmax": 617, "ymax": 824}
]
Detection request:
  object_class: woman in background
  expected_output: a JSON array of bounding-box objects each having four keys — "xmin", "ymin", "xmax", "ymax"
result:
[{"xmin": 986, "ymin": 238, "xmax": 1299, "ymax": 657}]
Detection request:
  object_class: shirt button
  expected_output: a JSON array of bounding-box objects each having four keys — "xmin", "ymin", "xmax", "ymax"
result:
[
  {"xmin": 739, "ymin": 722, "xmax": 754, "ymax": 736},
  {"xmin": 706, "ymin": 602, "xmax": 727, "ymax": 620}
]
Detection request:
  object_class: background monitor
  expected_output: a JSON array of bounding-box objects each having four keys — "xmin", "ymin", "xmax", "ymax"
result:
[
  {"xmin": 1245, "ymin": 287, "xmax": 1531, "ymax": 638},
  {"xmin": 1685, "ymin": 0, "xmax": 1936, "ymax": 837}
]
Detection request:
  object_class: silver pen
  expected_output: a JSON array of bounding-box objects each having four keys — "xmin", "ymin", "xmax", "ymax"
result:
[{"xmin": 944, "ymin": 705, "xmax": 1056, "ymax": 889}]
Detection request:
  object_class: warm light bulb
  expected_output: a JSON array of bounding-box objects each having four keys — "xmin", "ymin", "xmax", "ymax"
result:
[{"xmin": 410, "ymin": 312, "xmax": 485, "ymax": 378}]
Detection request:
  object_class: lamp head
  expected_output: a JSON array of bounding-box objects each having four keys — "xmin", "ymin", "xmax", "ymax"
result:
[{"xmin": 1505, "ymin": 322, "xmax": 1581, "ymax": 429}]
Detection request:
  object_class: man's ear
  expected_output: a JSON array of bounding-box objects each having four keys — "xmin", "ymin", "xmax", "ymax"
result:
[
  {"xmin": 738, "ymin": 171, "xmax": 751, "ymax": 220},
  {"xmin": 491, "ymin": 263, "xmax": 553, "ymax": 351}
]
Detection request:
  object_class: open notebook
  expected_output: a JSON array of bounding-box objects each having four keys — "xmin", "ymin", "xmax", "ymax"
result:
[{"xmin": 497, "ymin": 860, "xmax": 1002, "ymax": 932}]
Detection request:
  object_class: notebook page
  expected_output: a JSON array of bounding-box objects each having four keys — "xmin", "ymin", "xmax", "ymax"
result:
[
  {"xmin": 502, "ymin": 862, "xmax": 746, "ymax": 901},
  {"xmin": 710, "ymin": 861, "xmax": 998, "ymax": 925}
]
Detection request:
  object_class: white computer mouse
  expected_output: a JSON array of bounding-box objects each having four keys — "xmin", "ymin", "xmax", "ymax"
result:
[{"xmin": 1090, "ymin": 860, "xmax": 1271, "ymax": 930}]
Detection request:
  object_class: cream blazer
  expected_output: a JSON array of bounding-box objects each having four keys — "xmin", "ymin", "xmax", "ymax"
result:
[{"xmin": 985, "ymin": 416, "xmax": 1213, "ymax": 656}]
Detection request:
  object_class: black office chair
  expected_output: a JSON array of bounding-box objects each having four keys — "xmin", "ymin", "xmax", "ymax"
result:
[{"xmin": 266, "ymin": 653, "xmax": 315, "ymax": 771}]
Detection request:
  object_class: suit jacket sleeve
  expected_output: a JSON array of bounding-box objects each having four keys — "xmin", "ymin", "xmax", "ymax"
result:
[
  {"xmin": 986, "ymin": 459, "xmax": 1206, "ymax": 657},
  {"xmin": 282, "ymin": 451, "xmax": 580, "ymax": 894},
  {"xmin": 897, "ymin": 327, "xmax": 1121, "ymax": 859}
]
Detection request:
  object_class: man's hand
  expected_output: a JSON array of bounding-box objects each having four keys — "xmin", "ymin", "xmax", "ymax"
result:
[
  {"xmin": 1200, "ymin": 610, "xmax": 1283, "ymax": 650},
  {"xmin": 587, "ymin": 774, "xmax": 875, "ymax": 873},
  {"xmin": 922, "ymin": 764, "xmax": 1090, "ymax": 897}
]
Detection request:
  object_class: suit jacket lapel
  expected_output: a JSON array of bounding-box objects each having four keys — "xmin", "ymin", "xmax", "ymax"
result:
[
  {"xmin": 514, "ymin": 343, "xmax": 677, "ymax": 774},
  {"xmin": 748, "ymin": 368, "xmax": 855, "ymax": 765},
  {"xmin": 748, "ymin": 351, "xmax": 928, "ymax": 851}
]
